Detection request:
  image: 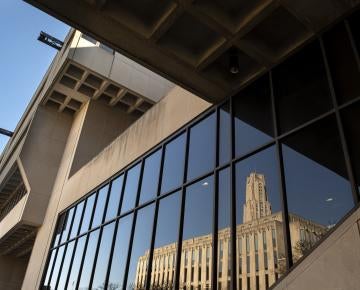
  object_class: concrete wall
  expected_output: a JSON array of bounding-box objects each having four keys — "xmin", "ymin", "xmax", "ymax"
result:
[
  {"xmin": 0, "ymin": 195, "xmax": 27, "ymax": 241},
  {"xmin": 273, "ymin": 206, "xmax": 360, "ymax": 290},
  {"xmin": 70, "ymin": 30, "xmax": 175, "ymax": 103},
  {"xmin": 59, "ymin": 86, "xmax": 210, "ymax": 211},
  {"xmin": 69, "ymin": 98, "xmax": 138, "ymax": 176},
  {"xmin": 21, "ymin": 86, "xmax": 210, "ymax": 289},
  {"xmin": 19, "ymin": 105, "xmax": 73, "ymax": 226},
  {"xmin": 0, "ymin": 255, "xmax": 29, "ymax": 290}
]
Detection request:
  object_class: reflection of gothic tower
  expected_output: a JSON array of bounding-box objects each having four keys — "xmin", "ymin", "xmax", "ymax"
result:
[{"xmin": 243, "ymin": 172, "xmax": 272, "ymax": 223}]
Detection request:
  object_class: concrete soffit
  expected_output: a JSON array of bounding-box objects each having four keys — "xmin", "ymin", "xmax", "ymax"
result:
[{"xmin": 24, "ymin": 0, "xmax": 360, "ymax": 104}]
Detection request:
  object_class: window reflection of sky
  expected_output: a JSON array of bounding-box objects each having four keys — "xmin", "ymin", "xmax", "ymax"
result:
[
  {"xmin": 283, "ymin": 145, "xmax": 353, "ymax": 226},
  {"xmin": 183, "ymin": 176, "xmax": 214, "ymax": 240}
]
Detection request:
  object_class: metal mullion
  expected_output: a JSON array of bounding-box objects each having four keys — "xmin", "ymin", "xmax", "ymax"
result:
[
  {"xmin": 344, "ymin": 19, "xmax": 360, "ymax": 71},
  {"xmin": 55, "ymin": 215, "xmax": 66, "ymax": 248},
  {"xmin": 232, "ymin": 141, "xmax": 275, "ymax": 165},
  {"xmin": 75, "ymin": 190, "xmax": 99, "ymax": 290},
  {"xmin": 122, "ymin": 158, "xmax": 146, "ymax": 290},
  {"xmin": 66, "ymin": 206, "xmax": 78, "ymax": 243},
  {"xmin": 275, "ymin": 141, "xmax": 293, "ymax": 269},
  {"xmin": 74, "ymin": 197, "xmax": 87, "ymax": 239},
  {"xmin": 338, "ymin": 95, "xmax": 360, "ymax": 111},
  {"xmin": 122, "ymin": 209, "xmax": 138, "ymax": 290},
  {"xmin": 46, "ymin": 213, "xmax": 68, "ymax": 287},
  {"xmin": 320, "ymin": 38, "xmax": 360, "ymax": 204},
  {"xmin": 269, "ymin": 72, "xmax": 279, "ymax": 139},
  {"xmin": 60, "ymin": 198, "xmax": 88, "ymax": 286},
  {"xmin": 116, "ymin": 170, "xmax": 128, "ymax": 217},
  {"xmin": 75, "ymin": 232, "xmax": 91, "ymax": 290},
  {"xmin": 230, "ymin": 95, "xmax": 237, "ymax": 290},
  {"xmin": 135, "ymin": 158, "xmax": 146, "ymax": 209},
  {"xmin": 212, "ymin": 169, "xmax": 219, "ymax": 290},
  {"xmin": 44, "ymin": 247, "xmax": 59, "ymax": 288},
  {"xmin": 216, "ymin": 106, "xmax": 221, "ymax": 168},
  {"xmin": 55, "ymin": 206, "xmax": 77, "ymax": 289},
  {"xmin": 88, "ymin": 226, "xmax": 104, "ymax": 289},
  {"xmin": 49, "ymin": 198, "xmax": 88, "ymax": 251},
  {"xmin": 40, "ymin": 214, "xmax": 64, "ymax": 287},
  {"xmin": 63, "ymin": 238, "xmax": 80, "ymax": 289},
  {"xmin": 54, "ymin": 241, "xmax": 69, "ymax": 289},
  {"xmin": 145, "ymin": 144, "xmax": 165, "ymax": 290},
  {"xmin": 270, "ymin": 70, "xmax": 293, "ymax": 270},
  {"xmin": 277, "ymin": 109, "xmax": 335, "ymax": 141},
  {"xmin": 211, "ymin": 107, "xmax": 220, "ymax": 290},
  {"xmin": 100, "ymin": 182, "xmax": 113, "ymax": 226},
  {"xmin": 174, "ymin": 127, "xmax": 190, "ymax": 290},
  {"xmin": 103, "ymin": 218, "xmax": 120, "ymax": 289}
]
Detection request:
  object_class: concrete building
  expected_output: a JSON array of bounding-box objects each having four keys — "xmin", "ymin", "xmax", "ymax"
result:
[
  {"xmin": 135, "ymin": 173, "xmax": 325, "ymax": 290},
  {"xmin": 1, "ymin": 1, "xmax": 360, "ymax": 289},
  {"xmin": 0, "ymin": 28, "xmax": 181, "ymax": 289}
]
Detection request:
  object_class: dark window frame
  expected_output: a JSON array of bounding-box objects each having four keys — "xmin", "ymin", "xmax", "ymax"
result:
[{"xmin": 41, "ymin": 12, "xmax": 360, "ymax": 290}]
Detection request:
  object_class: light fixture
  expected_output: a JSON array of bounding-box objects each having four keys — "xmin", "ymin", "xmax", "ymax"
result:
[
  {"xmin": 326, "ymin": 197, "xmax": 334, "ymax": 202},
  {"xmin": 202, "ymin": 181, "xmax": 209, "ymax": 186},
  {"xmin": 229, "ymin": 48, "xmax": 239, "ymax": 74}
]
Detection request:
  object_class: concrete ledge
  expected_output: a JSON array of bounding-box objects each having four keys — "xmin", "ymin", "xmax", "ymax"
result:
[
  {"xmin": 273, "ymin": 206, "xmax": 360, "ymax": 290},
  {"xmin": 59, "ymin": 86, "xmax": 210, "ymax": 211}
]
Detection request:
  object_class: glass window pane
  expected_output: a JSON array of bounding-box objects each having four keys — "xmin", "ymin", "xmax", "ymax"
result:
[
  {"xmin": 150, "ymin": 191, "xmax": 181, "ymax": 289},
  {"xmin": 91, "ymin": 222, "xmax": 116, "ymax": 290},
  {"xmin": 57, "ymin": 241, "xmax": 75, "ymax": 290},
  {"xmin": 92, "ymin": 185, "xmax": 109, "ymax": 228},
  {"xmin": 108, "ymin": 214, "xmax": 133, "ymax": 289},
  {"xmin": 60, "ymin": 207, "xmax": 75, "ymax": 244},
  {"xmin": 121, "ymin": 163, "xmax": 141, "ymax": 214},
  {"xmin": 78, "ymin": 229, "xmax": 100, "ymax": 289},
  {"xmin": 139, "ymin": 149, "xmax": 162, "ymax": 204},
  {"xmin": 273, "ymin": 41, "xmax": 333, "ymax": 133},
  {"xmin": 126, "ymin": 204, "xmax": 155, "ymax": 289},
  {"xmin": 282, "ymin": 116, "xmax": 354, "ymax": 263},
  {"xmin": 80, "ymin": 194, "xmax": 96, "ymax": 234},
  {"xmin": 161, "ymin": 133, "xmax": 186, "ymax": 194},
  {"xmin": 43, "ymin": 249, "xmax": 56, "ymax": 287},
  {"xmin": 235, "ymin": 146, "xmax": 283, "ymax": 289},
  {"xmin": 67, "ymin": 236, "xmax": 86, "ymax": 290},
  {"xmin": 53, "ymin": 214, "xmax": 66, "ymax": 247},
  {"xmin": 233, "ymin": 74, "xmax": 274, "ymax": 157},
  {"xmin": 323, "ymin": 22, "xmax": 360, "ymax": 104},
  {"xmin": 342, "ymin": 101, "xmax": 360, "ymax": 192},
  {"xmin": 181, "ymin": 175, "xmax": 214, "ymax": 289},
  {"xmin": 105, "ymin": 175, "xmax": 124, "ymax": 221},
  {"xmin": 49, "ymin": 245, "xmax": 65, "ymax": 289},
  {"xmin": 218, "ymin": 168, "xmax": 231, "ymax": 286},
  {"xmin": 348, "ymin": 9, "xmax": 360, "ymax": 56},
  {"xmin": 69, "ymin": 201, "xmax": 85, "ymax": 239},
  {"xmin": 219, "ymin": 102, "xmax": 231, "ymax": 166},
  {"xmin": 187, "ymin": 114, "xmax": 216, "ymax": 181}
]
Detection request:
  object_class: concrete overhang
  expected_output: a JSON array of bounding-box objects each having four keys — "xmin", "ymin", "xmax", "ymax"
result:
[
  {"xmin": 24, "ymin": 0, "xmax": 360, "ymax": 103},
  {"xmin": 40, "ymin": 30, "xmax": 174, "ymax": 117}
]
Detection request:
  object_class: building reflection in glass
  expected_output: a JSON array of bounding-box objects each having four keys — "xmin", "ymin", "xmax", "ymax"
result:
[{"xmin": 135, "ymin": 170, "xmax": 328, "ymax": 290}]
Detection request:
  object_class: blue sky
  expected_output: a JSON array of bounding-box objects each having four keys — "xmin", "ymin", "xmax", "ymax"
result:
[{"xmin": 0, "ymin": 0, "xmax": 69, "ymax": 153}]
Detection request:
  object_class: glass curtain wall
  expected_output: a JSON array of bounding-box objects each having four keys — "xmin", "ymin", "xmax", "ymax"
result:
[{"xmin": 41, "ymin": 9, "xmax": 360, "ymax": 290}]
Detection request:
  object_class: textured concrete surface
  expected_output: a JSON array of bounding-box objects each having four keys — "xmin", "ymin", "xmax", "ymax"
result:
[
  {"xmin": 273, "ymin": 206, "xmax": 360, "ymax": 290},
  {"xmin": 21, "ymin": 86, "xmax": 210, "ymax": 290}
]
